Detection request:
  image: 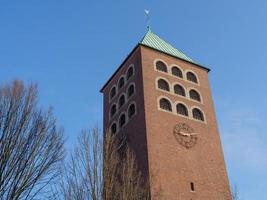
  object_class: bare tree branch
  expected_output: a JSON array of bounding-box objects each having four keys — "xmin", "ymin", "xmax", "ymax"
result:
[
  {"xmin": 0, "ymin": 80, "xmax": 64, "ymax": 199},
  {"xmin": 55, "ymin": 127, "xmax": 150, "ymax": 200}
]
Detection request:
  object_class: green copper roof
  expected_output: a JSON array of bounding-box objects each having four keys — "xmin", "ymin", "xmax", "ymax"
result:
[
  {"xmin": 140, "ymin": 29, "xmax": 194, "ymax": 63},
  {"xmin": 100, "ymin": 30, "xmax": 210, "ymax": 92}
]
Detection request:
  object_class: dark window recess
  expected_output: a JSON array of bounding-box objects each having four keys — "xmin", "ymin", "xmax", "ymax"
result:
[
  {"xmin": 189, "ymin": 90, "xmax": 201, "ymax": 102},
  {"xmin": 118, "ymin": 77, "xmax": 125, "ymax": 89},
  {"xmin": 156, "ymin": 61, "xmax": 168, "ymax": 72},
  {"xmin": 159, "ymin": 98, "xmax": 172, "ymax": 111},
  {"xmin": 174, "ymin": 84, "xmax": 185, "ymax": 96},
  {"xmin": 128, "ymin": 104, "xmax": 136, "ymax": 119},
  {"xmin": 119, "ymin": 114, "xmax": 126, "ymax": 128},
  {"xmin": 117, "ymin": 135, "xmax": 128, "ymax": 158},
  {"xmin": 158, "ymin": 79, "xmax": 170, "ymax": 91},
  {"xmin": 119, "ymin": 95, "xmax": 126, "ymax": 108},
  {"xmin": 110, "ymin": 87, "xmax": 116, "ymax": 99},
  {"xmin": 187, "ymin": 72, "xmax": 198, "ymax": 83},
  {"xmin": 192, "ymin": 108, "xmax": 204, "ymax": 121},
  {"xmin": 127, "ymin": 85, "xmax": 135, "ymax": 98},
  {"xmin": 111, "ymin": 123, "xmax": 117, "ymax": 134},
  {"xmin": 190, "ymin": 182, "xmax": 195, "ymax": 192},
  {"xmin": 127, "ymin": 67, "xmax": 134, "ymax": 80},
  {"xmin": 172, "ymin": 67, "xmax": 183, "ymax": 78},
  {"xmin": 110, "ymin": 104, "xmax": 116, "ymax": 118},
  {"xmin": 176, "ymin": 103, "xmax": 188, "ymax": 116}
]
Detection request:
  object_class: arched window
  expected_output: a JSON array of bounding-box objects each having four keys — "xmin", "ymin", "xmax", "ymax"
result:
[
  {"xmin": 118, "ymin": 94, "xmax": 126, "ymax": 108},
  {"xmin": 157, "ymin": 79, "xmax": 170, "ymax": 92},
  {"xmin": 128, "ymin": 103, "xmax": 136, "ymax": 119},
  {"xmin": 119, "ymin": 114, "xmax": 126, "ymax": 128},
  {"xmin": 110, "ymin": 104, "xmax": 117, "ymax": 118},
  {"xmin": 118, "ymin": 77, "xmax": 125, "ymax": 89},
  {"xmin": 111, "ymin": 123, "xmax": 117, "ymax": 134},
  {"xmin": 127, "ymin": 84, "xmax": 135, "ymax": 98},
  {"xmin": 110, "ymin": 86, "xmax": 116, "ymax": 100},
  {"xmin": 192, "ymin": 108, "xmax": 204, "ymax": 121},
  {"xmin": 189, "ymin": 89, "xmax": 201, "ymax": 102},
  {"xmin": 176, "ymin": 103, "xmax": 188, "ymax": 116},
  {"xmin": 174, "ymin": 84, "xmax": 185, "ymax": 96},
  {"xmin": 127, "ymin": 66, "xmax": 134, "ymax": 80},
  {"xmin": 159, "ymin": 98, "xmax": 172, "ymax": 111},
  {"xmin": 172, "ymin": 67, "xmax": 183, "ymax": 78},
  {"xmin": 186, "ymin": 72, "xmax": 198, "ymax": 83},
  {"xmin": 156, "ymin": 61, "xmax": 168, "ymax": 72}
]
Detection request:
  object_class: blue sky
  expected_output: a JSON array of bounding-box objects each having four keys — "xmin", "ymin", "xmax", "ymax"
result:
[{"xmin": 1, "ymin": 1, "xmax": 267, "ymax": 199}]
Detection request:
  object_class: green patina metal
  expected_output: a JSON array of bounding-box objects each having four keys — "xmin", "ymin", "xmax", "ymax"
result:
[
  {"xmin": 140, "ymin": 29, "xmax": 195, "ymax": 64},
  {"xmin": 100, "ymin": 29, "xmax": 209, "ymax": 92}
]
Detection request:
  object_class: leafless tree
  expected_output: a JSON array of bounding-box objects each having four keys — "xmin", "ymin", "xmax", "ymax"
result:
[
  {"xmin": 0, "ymin": 80, "xmax": 64, "ymax": 199},
  {"xmin": 54, "ymin": 127, "xmax": 150, "ymax": 200}
]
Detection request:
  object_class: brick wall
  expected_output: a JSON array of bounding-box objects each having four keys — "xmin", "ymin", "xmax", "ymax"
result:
[{"xmin": 102, "ymin": 45, "xmax": 231, "ymax": 200}]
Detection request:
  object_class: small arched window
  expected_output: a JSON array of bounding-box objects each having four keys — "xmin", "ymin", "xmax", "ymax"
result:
[
  {"xmin": 176, "ymin": 103, "xmax": 188, "ymax": 116},
  {"xmin": 128, "ymin": 103, "xmax": 136, "ymax": 119},
  {"xmin": 157, "ymin": 79, "xmax": 170, "ymax": 92},
  {"xmin": 110, "ymin": 104, "xmax": 117, "ymax": 118},
  {"xmin": 110, "ymin": 86, "xmax": 116, "ymax": 100},
  {"xmin": 118, "ymin": 77, "xmax": 125, "ymax": 89},
  {"xmin": 156, "ymin": 61, "xmax": 168, "ymax": 72},
  {"xmin": 172, "ymin": 67, "xmax": 183, "ymax": 78},
  {"xmin": 192, "ymin": 108, "xmax": 204, "ymax": 121},
  {"xmin": 118, "ymin": 94, "xmax": 126, "ymax": 108},
  {"xmin": 186, "ymin": 72, "xmax": 198, "ymax": 83},
  {"xmin": 127, "ymin": 84, "xmax": 135, "ymax": 98},
  {"xmin": 111, "ymin": 123, "xmax": 117, "ymax": 134},
  {"xmin": 174, "ymin": 84, "xmax": 185, "ymax": 96},
  {"xmin": 119, "ymin": 114, "xmax": 126, "ymax": 128},
  {"xmin": 127, "ymin": 66, "xmax": 134, "ymax": 80},
  {"xmin": 159, "ymin": 98, "xmax": 172, "ymax": 112},
  {"xmin": 189, "ymin": 89, "xmax": 201, "ymax": 102}
]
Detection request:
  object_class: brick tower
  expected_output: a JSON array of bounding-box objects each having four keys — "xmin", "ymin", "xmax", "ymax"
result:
[{"xmin": 100, "ymin": 30, "xmax": 231, "ymax": 200}]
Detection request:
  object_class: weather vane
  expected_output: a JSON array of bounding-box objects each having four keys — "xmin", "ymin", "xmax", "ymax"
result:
[{"xmin": 144, "ymin": 9, "xmax": 150, "ymax": 30}]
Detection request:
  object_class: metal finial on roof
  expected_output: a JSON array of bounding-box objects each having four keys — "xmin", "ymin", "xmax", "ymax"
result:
[{"xmin": 144, "ymin": 9, "xmax": 150, "ymax": 30}]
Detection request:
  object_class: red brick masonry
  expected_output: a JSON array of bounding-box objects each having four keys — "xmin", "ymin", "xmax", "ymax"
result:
[{"xmin": 102, "ymin": 45, "xmax": 231, "ymax": 200}]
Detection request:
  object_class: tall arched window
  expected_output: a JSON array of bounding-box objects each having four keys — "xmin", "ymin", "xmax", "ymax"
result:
[
  {"xmin": 128, "ymin": 103, "xmax": 136, "ymax": 119},
  {"xmin": 172, "ymin": 67, "xmax": 183, "ymax": 78},
  {"xmin": 174, "ymin": 84, "xmax": 185, "ymax": 96},
  {"xmin": 110, "ymin": 86, "xmax": 116, "ymax": 100},
  {"xmin": 111, "ymin": 123, "xmax": 117, "ymax": 134},
  {"xmin": 110, "ymin": 104, "xmax": 117, "ymax": 118},
  {"xmin": 159, "ymin": 98, "xmax": 172, "ymax": 111},
  {"xmin": 189, "ymin": 89, "xmax": 201, "ymax": 102},
  {"xmin": 176, "ymin": 103, "xmax": 188, "ymax": 116},
  {"xmin": 157, "ymin": 79, "xmax": 170, "ymax": 92},
  {"xmin": 186, "ymin": 72, "xmax": 198, "ymax": 83},
  {"xmin": 118, "ymin": 94, "xmax": 126, "ymax": 108},
  {"xmin": 127, "ymin": 66, "xmax": 134, "ymax": 80},
  {"xmin": 156, "ymin": 61, "xmax": 168, "ymax": 72},
  {"xmin": 118, "ymin": 77, "xmax": 125, "ymax": 89},
  {"xmin": 192, "ymin": 108, "xmax": 204, "ymax": 121},
  {"xmin": 119, "ymin": 113, "xmax": 126, "ymax": 128},
  {"xmin": 127, "ymin": 84, "xmax": 135, "ymax": 98}
]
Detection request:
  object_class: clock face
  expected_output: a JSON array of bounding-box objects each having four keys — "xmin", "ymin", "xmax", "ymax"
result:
[{"xmin": 173, "ymin": 123, "xmax": 198, "ymax": 149}]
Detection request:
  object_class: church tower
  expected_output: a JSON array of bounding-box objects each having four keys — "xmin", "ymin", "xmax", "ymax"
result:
[{"xmin": 101, "ymin": 30, "xmax": 231, "ymax": 200}]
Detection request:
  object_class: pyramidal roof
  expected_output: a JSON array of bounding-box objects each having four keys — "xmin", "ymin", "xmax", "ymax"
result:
[
  {"xmin": 140, "ymin": 29, "xmax": 195, "ymax": 64},
  {"xmin": 100, "ymin": 30, "xmax": 209, "ymax": 92}
]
